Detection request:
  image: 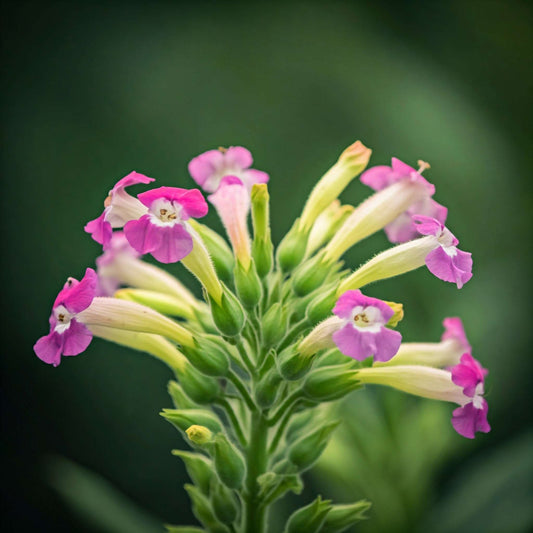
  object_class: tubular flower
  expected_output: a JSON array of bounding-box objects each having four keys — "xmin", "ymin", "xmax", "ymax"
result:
[
  {"xmin": 360, "ymin": 158, "xmax": 447, "ymax": 243},
  {"xmin": 188, "ymin": 146, "xmax": 269, "ymax": 193},
  {"xmin": 124, "ymin": 186, "xmax": 208, "ymax": 263},
  {"xmin": 34, "ymin": 268, "xmax": 98, "ymax": 366},
  {"xmin": 331, "ymin": 290, "xmax": 402, "ymax": 362},
  {"xmin": 85, "ymin": 171, "xmax": 155, "ymax": 246}
]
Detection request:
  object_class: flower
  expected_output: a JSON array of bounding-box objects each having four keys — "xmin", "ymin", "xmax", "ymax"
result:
[
  {"xmin": 331, "ymin": 290, "xmax": 402, "ymax": 362},
  {"xmin": 413, "ymin": 215, "xmax": 473, "ymax": 288},
  {"xmin": 361, "ymin": 158, "xmax": 447, "ymax": 243},
  {"xmin": 188, "ymin": 146, "xmax": 269, "ymax": 193},
  {"xmin": 208, "ymin": 176, "xmax": 252, "ymax": 269},
  {"xmin": 85, "ymin": 171, "xmax": 155, "ymax": 246},
  {"xmin": 441, "ymin": 317, "xmax": 471, "ymax": 355},
  {"xmin": 124, "ymin": 186, "xmax": 208, "ymax": 263},
  {"xmin": 450, "ymin": 353, "xmax": 490, "ymax": 439},
  {"xmin": 33, "ymin": 268, "xmax": 98, "ymax": 366}
]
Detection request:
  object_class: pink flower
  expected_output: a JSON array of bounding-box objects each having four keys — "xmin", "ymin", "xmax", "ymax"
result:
[
  {"xmin": 85, "ymin": 171, "xmax": 155, "ymax": 246},
  {"xmin": 188, "ymin": 146, "xmax": 269, "ymax": 193},
  {"xmin": 208, "ymin": 176, "xmax": 252, "ymax": 268},
  {"xmin": 332, "ymin": 290, "xmax": 402, "ymax": 362},
  {"xmin": 124, "ymin": 186, "xmax": 208, "ymax": 264},
  {"xmin": 360, "ymin": 158, "xmax": 447, "ymax": 243},
  {"xmin": 34, "ymin": 268, "xmax": 98, "ymax": 367},
  {"xmin": 413, "ymin": 215, "xmax": 473, "ymax": 289},
  {"xmin": 441, "ymin": 317, "xmax": 471, "ymax": 354},
  {"xmin": 450, "ymin": 353, "xmax": 490, "ymax": 439}
]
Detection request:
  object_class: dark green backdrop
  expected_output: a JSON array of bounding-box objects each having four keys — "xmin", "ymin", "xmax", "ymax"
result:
[{"xmin": 2, "ymin": 1, "xmax": 532, "ymax": 532}]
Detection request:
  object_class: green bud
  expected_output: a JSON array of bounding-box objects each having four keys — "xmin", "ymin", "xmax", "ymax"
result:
[
  {"xmin": 211, "ymin": 481, "xmax": 239, "ymax": 524},
  {"xmin": 186, "ymin": 425, "xmax": 214, "ymax": 446},
  {"xmin": 213, "ymin": 434, "xmax": 246, "ymax": 490},
  {"xmin": 315, "ymin": 349, "xmax": 350, "ymax": 368},
  {"xmin": 276, "ymin": 219, "xmax": 309, "ymax": 273},
  {"xmin": 209, "ymin": 284, "xmax": 245, "ymax": 337},
  {"xmin": 302, "ymin": 365, "xmax": 361, "ymax": 401},
  {"xmin": 285, "ymin": 409, "xmax": 316, "ymax": 444},
  {"xmin": 292, "ymin": 253, "xmax": 332, "ymax": 296},
  {"xmin": 168, "ymin": 380, "xmax": 200, "ymax": 409},
  {"xmin": 184, "ymin": 484, "xmax": 229, "ymax": 533},
  {"xmin": 251, "ymin": 184, "xmax": 274, "ymax": 277},
  {"xmin": 177, "ymin": 362, "xmax": 221, "ymax": 404},
  {"xmin": 306, "ymin": 287, "xmax": 337, "ymax": 324},
  {"xmin": 161, "ymin": 409, "xmax": 223, "ymax": 435},
  {"xmin": 285, "ymin": 495, "xmax": 332, "ymax": 533},
  {"xmin": 234, "ymin": 260, "xmax": 262, "ymax": 309},
  {"xmin": 189, "ymin": 220, "xmax": 234, "ymax": 284},
  {"xmin": 185, "ymin": 336, "xmax": 230, "ymax": 377},
  {"xmin": 255, "ymin": 368, "xmax": 283, "ymax": 409},
  {"xmin": 277, "ymin": 345, "xmax": 313, "ymax": 381},
  {"xmin": 385, "ymin": 300, "xmax": 404, "ymax": 327},
  {"xmin": 288, "ymin": 422, "xmax": 340, "ymax": 472},
  {"xmin": 252, "ymin": 233, "xmax": 274, "ymax": 278},
  {"xmin": 321, "ymin": 500, "xmax": 372, "ymax": 533},
  {"xmin": 262, "ymin": 303, "xmax": 288, "ymax": 348},
  {"xmin": 171, "ymin": 450, "xmax": 213, "ymax": 495},
  {"xmin": 257, "ymin": 471, "xmax": 303, "ymax": 504}
]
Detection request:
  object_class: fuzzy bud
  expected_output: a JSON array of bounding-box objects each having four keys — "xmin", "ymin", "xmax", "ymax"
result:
[
  {"xmin": 185, "ymin": 336, "xmax": 230, "ymax": 377},
  {"xmin": 251, "ymin": 184, "xmax": 274, "ymax": 277},
  {"xmin": 177, "ymin": 362, "xmax": 221, "ymax": 404},
  {"xmin": 292, "ymin": 252, "xmax": 333, "ymax": 296},
  {"xmin": 285, "ymin": 495, "xmax": 332, "ymax": 533},
  {"xmin": 213, "ymin": 434, "xmax": 246, "ymax": 490},
  {"xmin": 262, "ymin": 303, "xmax": 288, "ymax": 348},
  {"xmin": 306, "ymin": 288, "xmax": 337, "ymax": 324},
  {"xmin": 303, "ymin": 365, "xmax": 361, "ymax": 401},
  {"xmin": 184, "ymin": 484, "xmax": 229, "ymax": 533},
  {"xmin": 276, "ymin": 219, "xmax": 309, "ymax": 273},
  {"xmin": 186, "ymin": 425, "xmax": 214, "ymax": 446},
  {"xmin": 161, "ymin": 409, "xmax": 223, "ymax": 435},
  {"xmin": 255, "ymin": 368, "xmax": 283, "ymax": 409},
  {"xmin": 209, "ymin": 284, "xmax": 245, "ymax": 337},
  {"xmin": 277, "ymin": 345, "xmax": 313, "ymax": 381},
  {"xmin": 211, "ymin": 481, "xmax": 239, "ymax": 524},
  {"xmin": 321, "ymin": 500, "xmax": 372, "ymax": 533},
  {"xmin": 234, "ymin": 260, "xmax": 263, "ymax": 309},
  {"xmin": 171, "ymin": 450, "xmax": 213, "ymax": 495},
  {"xmin": 168, "ymin": 381, "xmax": 200, "ymax": 409},
  {"xmin": 288, "ymin": 422, "xmax": 340, "ymax": 472}
]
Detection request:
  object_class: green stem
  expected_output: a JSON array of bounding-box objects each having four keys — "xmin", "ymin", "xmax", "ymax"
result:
[
  {"xmin": 243, "ymin": 414, "xmax": 269, "ymax": 533},
  {"xmin": 268, "ymin": 400, "xmax": 300, "ymax": 456},
  {"xmin": 236, "ymin": 341, "xmax": 256, "ymax": 377},
  {"xmin": 227, "ymin": 370, "xmax": 256, "ymax": 412},
  {"xmin": 217, "ymin": 398, "xmax": 247, "ymax": 448},
  {"xmin": 268, "ymin": 390, "xmax": 301, "ymax": 426}
]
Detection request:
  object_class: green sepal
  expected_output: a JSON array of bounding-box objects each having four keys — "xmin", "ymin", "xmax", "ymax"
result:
[
  {"xmin": 284, "ymin": 409, "xmax": 317, "ymax": 444},
  {"xmin": 168, "ymin": 381, "xmax": 200, "ymax": 409},
  {"xmin": 321, "ymin": 500, "xmax": 372, "ymax": 533},
  {"xmin": 257, "ymin": 471, "xmax": 303, "ymax": 505},
  {"xmin": 277, "ymin": 345, "xmax": 313, "ymax": 381},
  {"xmin": 234, "ymin": 260, "xmax": 263, "ymax": 309},
  {"xmin": 254, "ymin": 367, "xmax": 283, "ymax": 409},
  {"xmin": 314, "ymin": 349, "xmax": 351, "ymax": 368},
  {"xmin": 262, "ymin": 302, "xmax": 288, "ymax": 348},
  {"xmin": 175, "ymin": 362, "xmax": 221, "ymax": 404},
  {"xmin": 161, "ymin": 409, "xmax": 223, "ymax": 435},
  {"xmin": 306, "ymin": 287, "xmax": 337, "ymax": 324},
  {"xmin": 184, "ymin": 484, "xmax": 230, "ymax": 533},
  {"xmin": 209, "ymin": 284, "xmax": 245, "ymax": 337},
  {"xmin": 288, "ymin": 421, "xmax": 340, "ymax": 472},
  {"xmin": 211, "ymin": 480, "xmax": 239, "ymax": 524},
  {"xmin": 302, "ymin": 365, "xmax": 361, "ymax": 401},
  {"xmin": 291, "ymin": 252, "xmax": 333, "ymax": 296},
  {"xmin": 284, "ymin": 495, "xmax": 332, "ymax": 533},
  {"xmin": 171, "ymin": 450, "xmax": 213, "ymax": 496},
  {"xmin": 252, "ymin": 233, "xmax": 274, "ymax": 278},
  {"xmin": 212, "ymin": 434, "xmax": 246, "ymax": 490},
  {"xmin": 276, "ymin": 219, "xmax": 309, "ymax": 273},
  {"xmin": 184, "ymin": 336, "xmax": 230, "ymax": 377}
]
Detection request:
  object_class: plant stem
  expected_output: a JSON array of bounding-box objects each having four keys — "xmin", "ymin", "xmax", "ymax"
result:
[
  {"xmin": 268, "ymin": 400, "xmax": 300, "ymax": 456},
  {"xmin": 217, "ymin": 398, "xmax": 247, "ymax": 448},
  {"xmin": 268, "ymin": 390, "xmax": 301, "ymax": 426},
  {"xmin": 227, "ymin": 370, "xmax": 256, "ymax": 412},
  {"xmin": 236, "ymin": 341, "xmax": 256, "ymax": 377},
  {"xmin": 243, "ymin": 414, "xmax": 269, "ymax": 533}
]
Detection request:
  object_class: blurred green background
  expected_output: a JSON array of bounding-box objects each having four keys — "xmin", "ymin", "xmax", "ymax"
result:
[{"xmin": 2, "ymin": 0, "xmax": 532, "ymax": 531}]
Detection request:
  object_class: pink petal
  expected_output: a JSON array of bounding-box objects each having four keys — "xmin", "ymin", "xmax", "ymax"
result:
[
  {"xmin": 62, "ymin": 320, "xmax": 93, "ymax": 356},
  {"xmin": 55, "ymin": 268, "xmax": 98, "ymax": 313},
  {"xmin": 360, "ymin": 165, "xmax": 394, "ymax": 191},
  {"xmin": 84, "ymin": 211, "xmax": 112, "ymax": 246},
  {"xmin": 384, "ymin": 212, "xmax": 418, "ymax": 243},
  {"xmin": 224, "ymin": 146, "xmax": 253, "ymax": 169},
  {"xmin": 413, "ymin": 215, "xmax": 445, "ymax": 237},
  {"xmin": 425, "ymin": 247, "xmax": 473, "ymax": 288},
  {"xmin": 188, "ymin": 150, "xmax": 225, "ymax": 188},
  {"xmin": 111, "ymin": 171, "xmax": 154, "ymax": 194},
  {"xmin": 373, "ymin": 327, "xmax": 402, "ymax": 362},
  {"xmin": 391, "ymin": 157, "xmax": 418, "ymax": 176},
  {"xmin": 149, "ymin": 223, "xmax": 193, "ymax": 264},
  {"xmin": 442, "ymin": 317, "xmax": 471, "ymax": 351},
  {"xmin": 451, "ymin": 401, "xmax": 490, "ymax": 439},
  {"xmin": 242, "ymin": 169, "xmax": 270, "ymax": 188},
  {"xmin": 137, "ymin": 186, "xmax": 189, "ymax": 208},
  {"xmin": 451, "ymin": 353, "xmax": 487, "ymax": 396},
  {"xmin": 333, "ymin": 290, "xmax": 394, "ymax": 322},
  {"xmin": 124, "ymin": 215, "xmax": 163, "ymax": 255},
  {"xmin": 176, "ymin": 189, "xmax": 209, "ymax": 220},
  {"xmin": 332, "ymin": 324, "xmax": 376, "ymax": 361},
  {"xmin": 34, "ymin": 331, "xmax": 63, "ymax": 367}
]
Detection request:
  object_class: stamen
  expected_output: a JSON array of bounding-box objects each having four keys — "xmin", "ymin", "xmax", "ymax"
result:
[
  {"xmin": 160, "ymin": 209, "xmax": 168, "ymax": 216},
  {"xmin": 417, "ymin": 160, "xmax": 431, "ymax": 174},
  {"xmin": 218, "ymin": 146, "xmax": 228, "ymax": 153},
  {"xmin": 58, "ymin": 313, "xmax": 65, "ymax": 322}
]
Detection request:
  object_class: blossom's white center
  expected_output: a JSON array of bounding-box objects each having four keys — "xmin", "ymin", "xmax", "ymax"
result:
[
  {"xmin": 436, "ymin": 227, "xmax": 457, "ymax": 251},
  {"xmin": 53, "ymin": 305, "xmax": 73, "ymax": 334},
  {"xmin": 350, "ymin": 305, "xmax": 383, "ymax": 333},
  {"xmin": 149, "ymin": 199, "xmax": 183, "ymax": 227},
  {"xmin": 471, "ymin": 382, "xmax": 485, "ymax": 410}
]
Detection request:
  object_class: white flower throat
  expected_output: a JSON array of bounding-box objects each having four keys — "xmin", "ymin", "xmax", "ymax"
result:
[
  {"xmin": 54, "ymin": 305, "xmax": 73, "ymax": 333},
  {"xmin": 150, "ymin": 199, "xmax": 183, "ymax": 226}
]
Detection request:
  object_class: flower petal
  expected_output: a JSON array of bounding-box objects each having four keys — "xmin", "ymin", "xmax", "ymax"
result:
[
  {"xmin": 84, "ymin": 211, "xmax": 112, "ymax": 246},
  {"xmin": 175, "ymin": 189, "xmax": 209, "ymax": 220},
  {"xmin": 224, "ymin": 146, "xmax": 253, "ymax": 169},
  {"xmin": 360, "ymin": 165, "xmax": 395, "ymax": 190},
  {"xmin": 62, "ymin": 319, "xmax": 93, "ymax": 356},
  {"xmin": 451, "ymin": 400, "xmax": 490, "ymax": 439},
  {"xmin": 149, "ymin": 223, "xmax": 193, "ymax": 264},
  {"xmin": 34, "ymin": 331, "xmax": 63, "ymax": 367},
  {"xmin": 188, "ymin": 150, "xmax": 224, "ymax": 188},
  {"xmin": 111, "ymin": 171, "xmax": 154, "ymax": 194},
  {"xmin": 332, "ymin": 324, "xmax": 376, "ymax": 360},
  {"xmin": 124, "ymin": 215, "xmax": 163, "ymax": 255},
  {"xmin": 425, "ymin": 246, "xmax": 472, "ymax": 288},
  {"xmin": 55, "ymin": 268, "xmax": 98, "ymax": 313},
  {"xmin": 373, "ymin": 327, "xmax": 402, "ymax": 362},
  {"xmin": 442, "ymin": 317, "xmax": 471, "ymax": 352}
]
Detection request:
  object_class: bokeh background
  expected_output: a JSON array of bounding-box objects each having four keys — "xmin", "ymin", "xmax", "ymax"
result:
[{"xmin": 2, "ymin": 1, "xmax": 532, "ymax": 531}]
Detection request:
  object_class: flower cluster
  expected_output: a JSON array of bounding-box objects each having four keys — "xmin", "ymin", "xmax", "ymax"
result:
[{"xmin": 35, "ymin": 141, "xmax": 488, "ymax": 532}]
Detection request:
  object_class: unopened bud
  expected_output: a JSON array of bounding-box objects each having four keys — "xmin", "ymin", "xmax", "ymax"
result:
[
  {"xmin": 209, "ymin": 284, "xmax": 245, "ymax": 337},
  {"xmin": 288, "ymin": 422, "xmax": 340, "ymax": 472},
  {"xmin": 186, "ymin": 425, "xmax": 214, "ymax": 445},
  {"xmin": 168, "ymin": 380, "xmax": 200, "ymax": 409},
  {"xmin": 277, "ymin": 345, "xmax": 313, "ymax": 381},
  {"xmin": 385, "ymin": 301, "xmax": 404, "ymax": 327},
  {"xmin": 177, "ymin": 361, "xmax": 221, "ymax": 404},
  {"xmin": 321, "ymin": 500, "xmax": 372, "ymax": 533},
  {"xmin": 185, "ymin": 336, "xmax": 230, "ymax": 377},
  {"xmin": 161, "ymin": 409, "xmax": 223, "ymax": 435},
  {"xmin": 171, "ymin": 450, "xmax": 213, "ymax": 495},
  {"xmin": 262, "ymin": 303, "xmax": 288, "ymax": 348},
  {"xmin": 255, "ymin": 368, "xmax": 283, "ymax": 409},
  {"xmin": 211, "ymin": 481, "xmax": 239, "ymax": 524},
  {"xmin": 213, "ymin": 434, "xmax": 246, "ymax": 490},
  {"xmin": 276, "ymin": 219, "xmax": 309, "ymax": 273},
  {"xmin": 251, "ymin": 184, "xmax": 274, "ymax": 277},
  {"xmin": 303, "ymin": 365, "xmax": 361, "ymax": 401},
  {"xmin": 292, "ymin": 252, "xmax": 333, "ymax": 296},
  {"xmin": 184, "ymin": 485, "xmax": 228, "ymax": 533},
  {"xmin": 306, "ymin": 288, "xmax": 337, "ymax": 324},
  {"xmin": 234, "ymin": 260, "xmax": 263, "ymax": 308},
  {"xmin": 286, "ymin": 495, "xmax": 332, "ymax": 533}
]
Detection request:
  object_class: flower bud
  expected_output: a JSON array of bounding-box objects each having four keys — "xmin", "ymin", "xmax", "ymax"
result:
[
  {"xmin": 251, "ymin": 184, "xmax": 274, "ymax": 277},
  {"xmin": 212, "ymin": 434, "xmax": 246, "ymax": 490},
  {"xmin": 211, "ymin": 481, "xmax": 239, "ymax": 524},
  {"xmin": 292, "ymin": 252, "xmax": 333, "ymax": 296},
  {"xmin": 276, "ymin": 219, "xmax": 309, "ymax": 273},
  {"xmin": 189, "ymin": 220, "xmax": 234, "ymax": 284},
  {"xmin": 385, "ymin": 301, "xmax": 404, "ymax": 327},
  {"xmin": 277, "ymin": 345, "xmax": 313, "ymax": 381},
  {"xmin": 185, "ymin": 336, "xmax": 230, "ymax": 377},
  {"xmin": 255, "ymin": 368, "xmax": 283, "ymax": 409},
  {"xmin": 234, "ymin": 260, "xmax": 263, "ymax": 309},
  {"xmin": 161, "ymin": 409, "xmax": 223, "ymax": 435},
  {"xmin": 321, "ymin": 500, "xmax": 372, "ymax": 533},
  {"xmin": 184, "ymin": 484, "xmax": 228, "ymax": 533},
  {"xmin": 306, "ymin": 288, "xmax": 337, "ymax": 324},
  {"xmin": 288, "ymin": 422, "xmax": 340, "ymax": 472},
  {"xmin": 178, "ymin": 362, "xmax": 221, "ymax": 404},
  {"xmin": 171, "ymin": 450, "xmax": 213, "ymax": 495},
  {"xmin": 186, "ymin": 425, "xmax": 214, "ymax": 446},
  {"xmin": 168, "ymin": 380, "xmax": 200, "ymax": 409},
  {"xmin": 252, "ymin": 234, "xmax": 274, "ymax": 279},
  {"xmin": 209, "ymin": 284, "xmax": 245, "ymax": 337},
  {"xmin": 298, "ymin": 316, "xmax": 342, "ymax": 358},
  {"xmin": 315, "ymin": 349, "xmax": 350, "ymax": 368},
  {"xmin": 302, "ymin": 365, "xmax": 361, "ymax": 401},
  {"xmin": 285, "ymin": 495, "xmax": 332, "ymax": 533},
  {"xmin": 262, "ymin": 303, "xmax": 288, "ymax": 348},
  {"xmin": 285, "ymin": 410, "xmax": 316, "ymax": 444}
]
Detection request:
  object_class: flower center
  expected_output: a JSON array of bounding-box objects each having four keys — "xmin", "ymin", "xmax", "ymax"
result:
[
  {"xmin": 354, "ymin": 313, "xmax": 370, "ymax": 326},
  {"xmin": 53, "ymin": 305, "xmax": 74, "ymax": 334},
  {"xmin": 150, "ymin": 199, "xmax": 182, "ymax": 226},
  {"xmin": 351, "ymin": 305, "xmax": 383, "ymax": 332}
]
